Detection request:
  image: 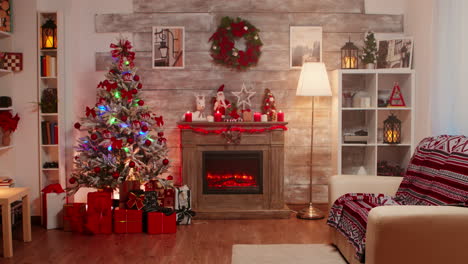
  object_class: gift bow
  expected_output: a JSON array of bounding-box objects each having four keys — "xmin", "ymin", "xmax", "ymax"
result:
[
  {"xmin": 176, "ymin": 207, "xmax": 196, "ymax": 224},
  {"xmin": 126, "ymin": 192, "xmax": 145, "ymax": 210},
  {"xmin": 41, "ymin": 183, "xmax": 65, "ymax": 193}
]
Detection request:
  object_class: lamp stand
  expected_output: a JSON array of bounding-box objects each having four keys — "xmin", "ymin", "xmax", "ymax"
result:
[{"xmin": 297, "ymin": 96, "xmax": 325, "ymax": 220}]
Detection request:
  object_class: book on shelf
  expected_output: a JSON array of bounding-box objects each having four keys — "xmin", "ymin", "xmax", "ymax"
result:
[{"xmin": 41, "ymin": 121, "xmax": 58, "ymax": 144}]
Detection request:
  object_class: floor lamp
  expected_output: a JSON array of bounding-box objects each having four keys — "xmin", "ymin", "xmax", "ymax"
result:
[{"xmin": 296, "ymin": 62, "xmax": 332, "ymax": 220}]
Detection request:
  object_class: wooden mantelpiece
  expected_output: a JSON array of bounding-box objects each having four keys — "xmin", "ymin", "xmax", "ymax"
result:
[{"xmin": 178, "ymin": 121, "xmax": 290, "ymax": 219}]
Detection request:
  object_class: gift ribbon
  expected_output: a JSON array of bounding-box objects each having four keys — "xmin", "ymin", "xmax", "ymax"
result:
[
  {"xmin": 126, "ymin": 192, "xmax": 145, "ymax": 210},
  {"xmin": 176, "ymin": 207, "xmax": 196, "ymax": 224}
]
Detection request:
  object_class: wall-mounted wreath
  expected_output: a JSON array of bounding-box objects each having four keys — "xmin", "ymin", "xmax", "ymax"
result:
[{"xmin": 209, "ymin": 16, "xmax": 263, "ymax": 70}]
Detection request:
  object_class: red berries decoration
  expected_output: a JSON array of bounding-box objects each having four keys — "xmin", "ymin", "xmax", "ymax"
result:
[
  {"xmin": 129, "ymin": 161, "xmax": 136, "ymax": 168},
  {"xmin": 163, "ymin": 159, "xmax": 169, "ymax": 165},
  {"xmin": 94, "ymin": 167, "xmax": 101, "ymax": 173},
  {"xmin": 69, "ymin": 177, "xmax": 77, "ymax": 184},
  {"xmin": 141, "ymin": 126, "xmax": 149, "ymax": 132},
  {"xmin": 74, "ymin": 122, "xmax": 81, "ymax": 129},
  {"xmin": 133, "ymin": 75, "xmax": 140, "ymax": 82},
  {"xmin": 112, "ymin": 172, "xmax": 120, "ymax": 179},
  {"xmin": 91, "ymin": 134, "xmax": 98, "ymax": 140},
  {"xmin": 145, "ymin": 139, "xmax": 152, "ymax": 146},
  {"xmin": 137, "ymin": 83, "xmax": 143, "ymax": 89},
  {"xmin": 121, "ymin": 116, "xmax": 128, "ymax": 122},
  {"xmin": 138, "ymin": 100, "xmax": 145, "ymax": 106},
  {"xmin": 158, "ymin": 132, "xmax": 164, "ymax": 137},
  {"xmin": 127, "ymin": 138, "xmax": 134, "ymax": 144}
]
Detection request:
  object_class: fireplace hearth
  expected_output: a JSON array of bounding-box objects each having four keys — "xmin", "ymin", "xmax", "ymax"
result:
[{"xmin": 179, "ymin": 121, "xmax": 289, "ymax": 219}]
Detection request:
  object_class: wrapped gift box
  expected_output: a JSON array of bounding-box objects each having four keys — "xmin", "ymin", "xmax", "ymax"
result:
[
  {"xmin": 163, "ymin": 189, "xmax": 175, "ymax": 209},
  {"xmin": 126, "ymin": 190, "xmax": 145, "ymax": 210},
  {"xmin": 63, "ymin": 203, "xmax": 86, "ymax": 232},
  {"xmin": 86, "ymin": 191, "xmax": 112, "ymax": 234},
  {"xmin": 41, "ymin": 184, "xmax": 66, "ymax": 229},
  {"xmin": 175, "ymin": 185, "xmax": 195, "ymax": 225},
  {"xmin": 147, "ymin": 212, "xmax": 176, "ymax": 234},
  {"xmin": 119, "ymin": 180, "xmax": 140, "ymax": 208},
  {"xmin": 143, "ymin": 191, "xmax": 159, "ymax": 212},
  {"xmin": 114, "ymin": 208, "xmax": 143, "ymax": 234}
]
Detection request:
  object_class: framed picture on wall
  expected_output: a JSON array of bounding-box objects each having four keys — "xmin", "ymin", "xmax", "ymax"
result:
[
  {"xmin": 376, "ymin": 37, "xmax": 413, "ymax": 69},
  {"xmin": 152, "ymin": 26, "xmax": 185, "ymax": 69},
  {"xmin": 290, "ymin": 26, "xmax": 322, "ymax": 68},
  {"xmin": 0, "ymin": 0, "xmax": 11, "ymax": 33}
]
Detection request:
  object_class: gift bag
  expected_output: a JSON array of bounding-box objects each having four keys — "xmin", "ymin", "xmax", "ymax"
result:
[
  {"xmin": 114, "ymin": 208, "xmax": 143, "ymax": 234},
  {"xmin": 41, "ymin": 184, "xmax": 66, "ymax": 229},
  {"xmin": 63, "ymin": 203, "xmax": 86, "ymax": 232},
  {"xmin": 175, "ymin": 185, "xmax": 195, "ymax": 225}
]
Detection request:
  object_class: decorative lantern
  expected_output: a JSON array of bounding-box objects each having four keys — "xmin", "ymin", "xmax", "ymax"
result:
[
  {"xmin": 383, "ymin": 114, "xmax": 401, "ymax": 144},
  {"xmin": 341, "ymin": 37, "xmax": 359, "ymax": 69},
  {"xmin": 41, "ymin": 18, "xmax": 57, "ymax": 49}
]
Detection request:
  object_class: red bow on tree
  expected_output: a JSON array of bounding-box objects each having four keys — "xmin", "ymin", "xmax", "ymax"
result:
[
  {"xmin": 97, "ymin": 80, "xmax": 117, "ymax": 91},
  {"xmin": 111, "ymin": 137, "xmax": 123, "ymax": 149},
  {"xmin": 110, "ymin": 40, "xmax": 136, "ymax": 70},
  {"xmin": 154, "ymin": 116, "xmax": 164, "ymax": 127},
  {"xmin": 126, "ymin": 192, "xmax": 145, "ymax": 210},
  {"xmin": 86, "ymin": 107, "xmax": 97, "ymax": 118},
  {"xmin": 121, "ymin": 90, "xmax": 133, "ymax": 100}
]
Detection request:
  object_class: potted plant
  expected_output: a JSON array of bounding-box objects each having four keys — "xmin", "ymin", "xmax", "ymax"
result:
[
  {"xmin": 0, "ymin": 111, "xmax": 20, "ymax": 146},
  {"xmin": 361, "ymin": 31, "xmax": 377, "ymax": 69}
]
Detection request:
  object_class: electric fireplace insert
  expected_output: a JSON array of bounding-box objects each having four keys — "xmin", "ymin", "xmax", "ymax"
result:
[{"xmin": 202, "ymin": 151, "xmax": 263, "ymax": 195}]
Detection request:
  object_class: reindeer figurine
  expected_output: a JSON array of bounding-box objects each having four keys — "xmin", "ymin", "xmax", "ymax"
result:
[{"xmin": 193, "ymin": 95, "xmax": 207, "ymax": 121}]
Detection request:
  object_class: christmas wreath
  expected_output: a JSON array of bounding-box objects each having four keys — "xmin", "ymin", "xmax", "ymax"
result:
[{"xmin": 209, "ymin": 16, "xmax": 263, "ymax": 70}]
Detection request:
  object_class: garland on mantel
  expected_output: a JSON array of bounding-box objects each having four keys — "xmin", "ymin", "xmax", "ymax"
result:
[{"xmin": 178, "ymin": 125, "xmax": 287, "ymax": 135}]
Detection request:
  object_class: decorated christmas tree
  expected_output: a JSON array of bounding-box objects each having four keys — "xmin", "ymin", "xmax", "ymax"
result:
[
  {"xmin": 68, "ymin": 39, "xmax": 169, "ymax": 194},
  {"xmin": 361, "ymin": 31, "xmax": 377, "ymax": 65}
]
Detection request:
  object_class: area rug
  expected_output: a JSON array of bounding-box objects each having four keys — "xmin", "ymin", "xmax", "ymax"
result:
[{"xmin": 232, "ymin": 244, "xmax": 347, "ymax": 264}]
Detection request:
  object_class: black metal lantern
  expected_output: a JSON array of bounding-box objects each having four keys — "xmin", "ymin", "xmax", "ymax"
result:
[
  {"xmin": 383, "ymin": 114, "xmax": 401, "ymax": 144},
  {"xmin": 41, "ymin": 18, "xmax": 57, "ymax": 49},
  {"xmin": 341, "ymin": 37, "xmax": 359, "ymax": 69}
]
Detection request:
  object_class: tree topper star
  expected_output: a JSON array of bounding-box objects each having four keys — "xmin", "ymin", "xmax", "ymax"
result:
[{"xmin": 232, "ymin": 83, "xmax": 256, "ymax": 110}]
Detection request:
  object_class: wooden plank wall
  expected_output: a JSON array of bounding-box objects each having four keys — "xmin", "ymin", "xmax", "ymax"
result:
[{"xmin": 94, "ymin": 0, "xmax": 403, "ymax": 203}]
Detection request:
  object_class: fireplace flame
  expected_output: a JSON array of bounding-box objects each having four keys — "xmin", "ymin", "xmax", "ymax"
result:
[{"xmin": 206, "ymin": 172, "xmax": 258, "ymax": 188}]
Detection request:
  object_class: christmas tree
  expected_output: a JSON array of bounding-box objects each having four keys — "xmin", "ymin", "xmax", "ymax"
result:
[
  {"xmin": 361, "ymin": 31, "xmax": 377, "ymax": 65},
  {"xmin": 68, "ymin": 39, "xmax": 169, "ymax": 194}
]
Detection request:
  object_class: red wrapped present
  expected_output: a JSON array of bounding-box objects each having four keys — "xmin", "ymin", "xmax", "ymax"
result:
[
  {"xmin": 147, "ymin": 212, "xmax": 176, "ymax": 234},
  {"xmin": 86, "ymin": 191, "xmax": 112, "ymax": 234},
  {"xmin": 63, "ymin": 203, "xmax": 86, "ymax": 232},
  {"xmin": 114, "ymin": 208, "xmax": 142, "ymax": 233},
  {"xmin": 163, "ymin": 189, "xmax": 175, "ymax": 209},
  {"xmin": 119, "ymin": 180, "xmax": 140, "ymax": 208}
]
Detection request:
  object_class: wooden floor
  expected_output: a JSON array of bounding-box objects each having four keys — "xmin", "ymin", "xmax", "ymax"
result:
[{"xmin": 1, "ymin": 204, "xmax": 332, "ymax": 264}]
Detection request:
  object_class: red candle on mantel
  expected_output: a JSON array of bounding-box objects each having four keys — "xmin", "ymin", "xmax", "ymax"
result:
[
  {"xmin": 214, "ymin": 111, "xmax": 222, "ymax": 122},
  {"xmin": 277, "ymin": 110, "xmax": 285, "ymax": 122},
  {"xmin": 254, "ymin": 112, "xmax": 261, "ymax": 122},
  {"xmin": 185, "ymin": 111, "xmax": 192, "ymax": 122}
]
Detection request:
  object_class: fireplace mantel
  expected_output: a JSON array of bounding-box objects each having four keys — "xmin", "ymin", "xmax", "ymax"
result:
[{"xmin": 178, "ymin": 121, "xmax": 290, "ymax": 219}]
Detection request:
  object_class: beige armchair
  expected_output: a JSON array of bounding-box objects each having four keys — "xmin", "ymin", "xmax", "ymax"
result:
[{"xmin": 329, "ymin": 175, "xmax": 468, "ymax": 264}]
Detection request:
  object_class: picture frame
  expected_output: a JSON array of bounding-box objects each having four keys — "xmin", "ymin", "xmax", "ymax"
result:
[
  {"xmin": 152, "ymin": 26, "xmax": 185, "ymax": 69},
  {"xmin": 0, "ymin": 0, "xmax": 11, "ymax": 33},
  {"xmin": 290, "ymin": 26, "xmax": 322, "ymax": 68},
  {"xmin": 376, "ymin": 37, "xmax": 413, "ymax": 69}
]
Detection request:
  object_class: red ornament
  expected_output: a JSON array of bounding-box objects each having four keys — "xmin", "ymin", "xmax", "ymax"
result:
[
  {"xmin": 158, "ymin": 132, "xmax": 164, "ymax": 137},
  {"xmin": 141, "ymin": 126, "xmax": 149, "ymax": 132},
  {"xmin": 91, "ymin": 134, "xmax": 98, "ymax": 140},
  {"xmin": 69, "ymin": 177, "xmax": 77, "ymax": 184},
  {"xmin": 129, "ymin": 161, "xmax": 136, "ymax": 168},
  {"xmin": 167, "ymin": 175, "xmax": 173, "ymax": 180},
  {"xmin": 137, "ymin": 83, "xmax": 143, "ymax": 89},
  {"xmin": 94, "ymin": 167, "xmax": 101, "ymax": 173},
  {"xmin": 163, "ymin": 159, "xmax": 169, "ymax": 165},
  {"xmin": 145, "ymin": 139, "xmax": 152, "ymax": 146},
  {"xmin": 74, "ymin": 156, "xmax": 80, "ymax": 160},
  {"xmin": 133, "ymin": 75, "xmax": 140, "ymax": 82},
  {"xmin": 131, "ymin": 89, "xmax": 138, "ymax": 95},
  {"xmin": 121, "ymin": 116, "xmax": 128, "ymax": 122},
  {"xmin": 74, "ymin": 122, "xmax": 81, "ymax": 129},
  {"xmin": 112, "ymin": 172, "xmax": 120, "ymax": 179},
  {"xmin": 138, "ymin": 100, "xmax": 145, "ymax": 106},
  {"xmin": 127, "ymin": 138, "xmax": 134, "ymax": 144}
]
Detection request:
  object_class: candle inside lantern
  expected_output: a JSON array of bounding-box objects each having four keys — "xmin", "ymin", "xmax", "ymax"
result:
[
  {"xmin": 254, "ymin": 112, "xmax": 261, "ymax": 122},
  {"xmin": 261, "ymin": 114, "xmax": 268, "ymax": 122},
  {"xmin": 214, "ymin": 111, "xmax": 222, "ymax": 122},
  {"xmin": 45, "ymin": 36, "xmax": 54, "ymax": 48},
  {"xmin": 185, "ymin": 111, "xmax": 192, "ymax": 122},
  {"xmin": 343, "ymin": 56, "xmax": 357, "ymax": 69},
  {"xmin": 277, "ymin": 110, "xmax": 285, "ymax": 122}
]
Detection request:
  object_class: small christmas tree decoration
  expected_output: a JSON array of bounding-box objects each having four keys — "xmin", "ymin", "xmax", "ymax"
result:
[
  {"xmin": 262, "ymin": 89, "xmax": 277, "ymax": 121},
  {"xmin": 388, "ymin": 82, "xmax": 406, "ymax": 107},
  {"xmin": 68, "ymin": 39, "xmax": 169, "ymax": 194},
  {"xmin": 360, "ymin": 31, "xmax": 377, "ymax": 68},
  {"xmin": 232, "ymin": 82, "xmax": 256, "ymax": 111}
]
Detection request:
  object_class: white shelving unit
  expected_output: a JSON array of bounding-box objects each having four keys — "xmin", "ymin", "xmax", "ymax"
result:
[
  {"xmin": 332, "ymin": 69, "xmax": 415, "ymax": 176},
  {"xmin": 37, "ymin": 11, "xmax": 65, "ymax": 196},
  {"xmin": 0, "ymin": 27, "xmax": 15, "ymax": 179}
]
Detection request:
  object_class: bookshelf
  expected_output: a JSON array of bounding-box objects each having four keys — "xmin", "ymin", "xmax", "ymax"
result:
[
  {"xmin": 332, "ymin": 69, "xmax": 415, "ymax": 176},
  {"xmin": 37, "ymin": 11, "xmax": 65, "ymax": 198},
  {"xmin": 0, "ymin": 25, "xmax": 15, "ymax": 181}
]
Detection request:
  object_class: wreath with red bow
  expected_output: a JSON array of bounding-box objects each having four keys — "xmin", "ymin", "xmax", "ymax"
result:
[{"xmin": 209, "ymin": 16, "xmax": 263, "ymax": 70}]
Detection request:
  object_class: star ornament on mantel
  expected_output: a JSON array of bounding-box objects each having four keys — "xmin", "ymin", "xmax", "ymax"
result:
[{"xmin": 232, "ymin": 82, "xmax": 256, "ymax": 110}]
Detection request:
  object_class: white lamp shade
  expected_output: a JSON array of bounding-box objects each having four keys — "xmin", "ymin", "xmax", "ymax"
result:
[{"xmin": 296, "ymin": 62, "xmax": 332, "ymax": 97}]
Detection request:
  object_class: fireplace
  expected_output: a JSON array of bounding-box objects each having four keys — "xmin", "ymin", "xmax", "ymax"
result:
[
  {"xmin": 202, "ymin": 151, "xmax": 263, "ymax": 195},
  {"xmin": 179, "ymin": 121, "xmax": 289, "ymax": 219}
]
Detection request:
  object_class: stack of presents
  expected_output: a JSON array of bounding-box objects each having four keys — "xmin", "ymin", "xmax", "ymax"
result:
[{"xmin": 41, "ymin": 179, "xmax": 195, "ymax": 235}]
